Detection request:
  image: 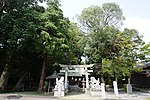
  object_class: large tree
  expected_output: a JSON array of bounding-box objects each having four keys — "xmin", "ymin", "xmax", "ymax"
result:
[
  {"xmin": 78, "ymin": 3, "xmax": 124, "ymax": 82},
  {"xmin": 36, "ymin": 0, "xmax": 70, "ymax": 92},
  {"xmin": 0, "ymin": 0, "xmax": 44, "ymax": 91},
  {"xmin": 118, "ymin": 28, "xmax": 145, "ymax": 82},
  {"xmin": 102, "ymin": 28, "xmax": 146, "ymax": 83}
]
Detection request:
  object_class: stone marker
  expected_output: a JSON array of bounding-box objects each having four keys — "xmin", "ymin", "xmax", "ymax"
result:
[
  {"xmin": 127, "ymin": 84, "xmax": 132, "ymax": 94},
  {"xmin": 101, "ymin": 83, "xmax": 106, "ymax": 99},
  {"xmin": 127, "ymin": 78, "xmax": 132, "ymax": 94},
  {"xmin": 113, "ymin": 81, "xmax": 119, "ymax": 96}
]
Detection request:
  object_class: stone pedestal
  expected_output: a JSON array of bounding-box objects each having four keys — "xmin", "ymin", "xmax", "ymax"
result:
[
  {"xmin": 90, "ymin": 77, "xmax": 101, "ymax": 96},
  {"xmin": 54, "ymin": 77, "xmax": 65, "ymax": 98},
  {"xmin": 127, "ymin": 84, "xmax": 132, "ymax": 94},
  {"xmin": 90, "ymin": 90, "xmax": 101, "ymax": 96},
  {"xmin": 54, "ymin": 86, "xmax": 65, "ymax": 97}
]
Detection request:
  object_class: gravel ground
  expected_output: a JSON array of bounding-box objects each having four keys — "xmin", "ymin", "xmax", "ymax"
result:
[{"xmin": 0, "ymin": 91, "xmax": 150, "ymax": 100}]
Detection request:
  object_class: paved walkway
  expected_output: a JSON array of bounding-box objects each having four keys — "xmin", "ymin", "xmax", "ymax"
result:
[
  {"xmin": 62, "ymin": 92, "xmax": 150, "ymax": 100},
  {"xmin": 0, "ymin": 91, "xmax": 150, "ymax": 100}
]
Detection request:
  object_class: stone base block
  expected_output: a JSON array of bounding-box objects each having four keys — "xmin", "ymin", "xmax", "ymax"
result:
[
  {"xmin": 54, "ymin": 91, "xmax": 65, "ymax": 97},
  {"xmin": 90, "ymin": 91, "xmax": 101, "ymax": 96}
]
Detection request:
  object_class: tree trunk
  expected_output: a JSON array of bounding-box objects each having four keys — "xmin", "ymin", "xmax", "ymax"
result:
[
  {"xmin": 113, "ymin": 67, "xmax": 117, "ymax": 81},
  {"xmin": 0, "ymin": 65, "xmax": 9, "ymax": 91},
  {"xmin": 100, "ymin": 72, "xmax": 105, "ymax": 83},
  {"xmin": 37, "ymin": 54, "xmax": 47, "ymax": 93},
  {"xmin": 0, "ymin": 51, "xmax": 13, "ymax": 91},
  {"xmin": 128, "ymin": 74, "xmax": 131, "ymax": 84},
  {"xmin": 13, "ymin": 72, "xmax": 27, "ymax": 91},
  {"xmin": 99, "ymin": 59, "xmax": 105, "ymax": 83},
  {"xmin": 0, "ymin": 1, "xmax": 5, "ymax": 13}
]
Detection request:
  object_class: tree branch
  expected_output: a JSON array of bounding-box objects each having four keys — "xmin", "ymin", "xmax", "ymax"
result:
[{"xmin": 0, "ymin": 1, "xmax": 5, "ymax": 13}]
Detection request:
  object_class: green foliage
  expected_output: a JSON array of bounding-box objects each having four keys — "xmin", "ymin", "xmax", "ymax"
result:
[
  {"xmin": 66, "ymin": 22, "xmax": 85, "ymax": 64},
  {"xmin": 139, "ymin": 43, "xmax": 150, "ymax": 62},
  {"xmin": 35, "ymin": 0, "xmax": 70, "ymax": 61}
]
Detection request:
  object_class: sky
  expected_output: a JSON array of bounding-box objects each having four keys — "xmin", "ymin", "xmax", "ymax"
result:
[{"xmin": 40, "ymin": 0, "xmax": 150, "ymax": 43}]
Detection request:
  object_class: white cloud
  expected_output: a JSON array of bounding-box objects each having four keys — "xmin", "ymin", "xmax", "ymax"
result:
[{"xmin": 122, "ymin": 17, "xmax": 150, "ymax": 43}]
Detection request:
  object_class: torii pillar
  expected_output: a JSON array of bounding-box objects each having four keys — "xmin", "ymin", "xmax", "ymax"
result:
[
  {"xmin": 85, "ymin": 67, "xmax": 89, "ymax": 89},
  {"xmin": 64, "ymin": 67, "xmax": 68, "ymax": 93}
]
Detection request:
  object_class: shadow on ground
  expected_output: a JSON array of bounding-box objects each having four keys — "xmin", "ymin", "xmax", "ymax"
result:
[{"xmin": 7, "ymin": 94, "xmax": 22, "ymax": 99}]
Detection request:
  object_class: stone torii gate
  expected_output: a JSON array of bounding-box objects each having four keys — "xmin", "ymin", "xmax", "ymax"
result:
[{"xmin": 59, "ymin": 64, "xmax": 94, "ymax": 92}]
